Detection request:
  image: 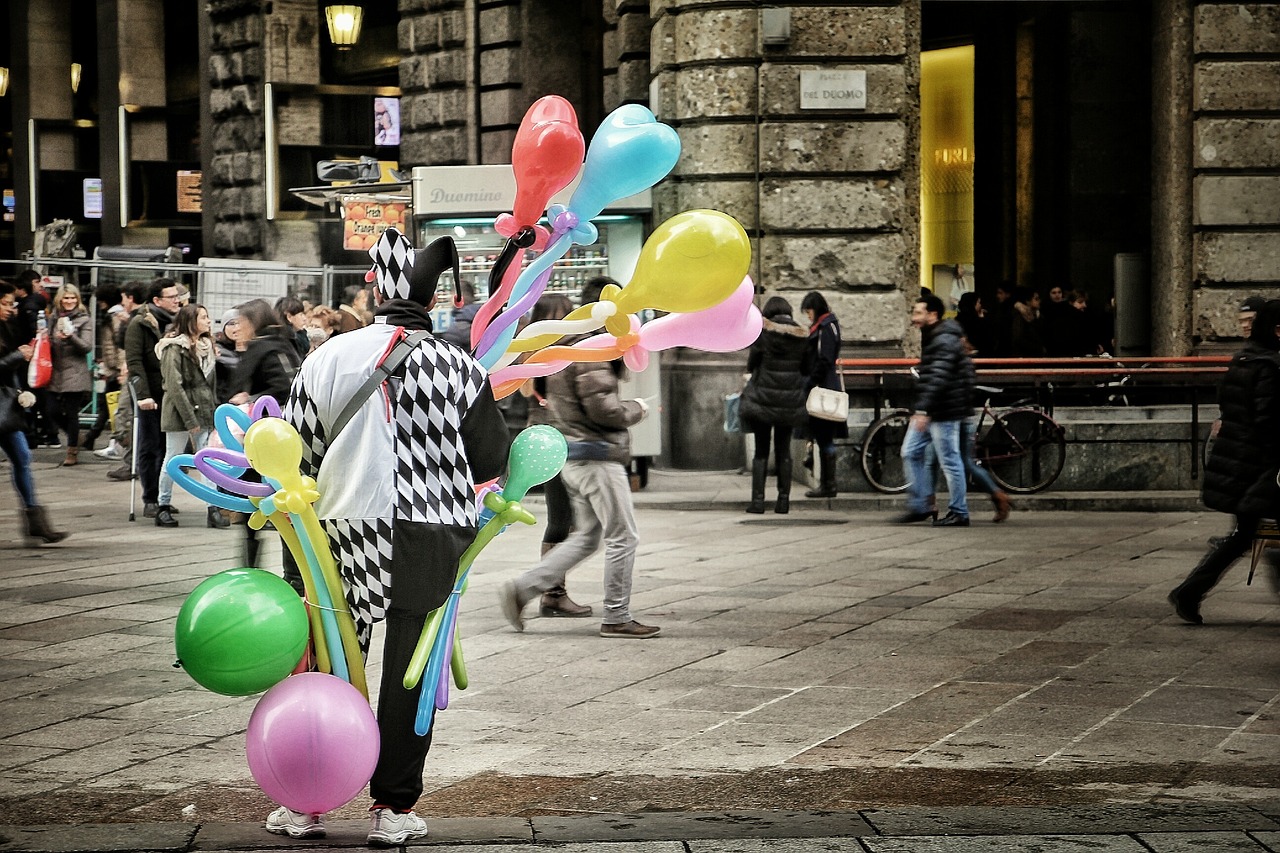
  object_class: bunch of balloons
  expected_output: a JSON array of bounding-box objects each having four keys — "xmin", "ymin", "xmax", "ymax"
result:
[
  {"xmin": 169, "ymin": 399, "xmax": 366, "ymax": 696},
  {"xmin": 403, "ymin": 425, "xmax": 567, "ymax": 736},
  {"xmin": 464, "ymin": 96, "xmax": 763, "ymax": 380},
  {"xmin": 168, "ymin": 401, "xmax": 378, "ymax": 815},
  {"xmin": 167, "ymin": 404, "xmax": 568, "ymax": 811}
]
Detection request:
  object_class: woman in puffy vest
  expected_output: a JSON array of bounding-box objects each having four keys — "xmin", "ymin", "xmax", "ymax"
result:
[{"xmin": 738, "ymin": 296, "xmax": 813, "ymax": 514}]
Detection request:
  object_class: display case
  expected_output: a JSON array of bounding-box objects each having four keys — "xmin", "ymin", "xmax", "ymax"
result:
[
  {"xmin": 417, "ymin": 216, "xmax": 641, "ymax": 309},
  {"xmin": 412, "ymin": 164, "xmax": 660, "ymax": 465}
]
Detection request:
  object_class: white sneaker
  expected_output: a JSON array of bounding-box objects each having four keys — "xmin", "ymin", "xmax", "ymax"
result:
[
  {"xmin": 94, "ymin": 440, "xmax": 125, "ymax": 460},
  {"xmin": 367, "ymin": 808, "xmax": 428, "ymax": 846},
  {"xmin": 265, "ymin": 806, "xmax": 325, "ymax": 839}
]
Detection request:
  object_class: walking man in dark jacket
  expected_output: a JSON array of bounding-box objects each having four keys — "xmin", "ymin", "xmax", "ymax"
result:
[
  {"xmin": 124, "ymin": 279, "xmax": 181, "ymax": 518},
  {"xmin": 896, "ymin": 293, "xmax": 975, "ymax": 527}
]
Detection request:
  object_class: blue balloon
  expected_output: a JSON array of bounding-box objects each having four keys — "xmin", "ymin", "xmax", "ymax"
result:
[
  {"xmin": 165, "ymin": 454, "xmax": 257, "ymax": 513},
  {"xmin": 567, "ymin": 104, "xmax": 681, "ymax": 222}
]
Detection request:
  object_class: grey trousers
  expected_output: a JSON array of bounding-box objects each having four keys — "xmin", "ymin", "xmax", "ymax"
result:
[{"xmin": 514, "ymin": 460, "xmax": 638, "ymax": 625}]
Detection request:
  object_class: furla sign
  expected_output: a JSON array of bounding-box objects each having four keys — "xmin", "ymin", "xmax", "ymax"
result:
[{"xmin": 800, "ymin": 69, "xmax": 867, "ymax": 110}]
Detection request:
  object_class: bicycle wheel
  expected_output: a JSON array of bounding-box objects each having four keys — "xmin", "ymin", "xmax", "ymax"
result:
[
  {"xmin": 860, "ymin": 409, "xmax": 911, "ymax": 494},
  {"xmin": 979, "ymin": 409, "xmax": 1065, "ymax": 494}
]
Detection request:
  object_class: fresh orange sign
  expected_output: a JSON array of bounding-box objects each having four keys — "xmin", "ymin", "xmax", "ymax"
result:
[{"xmin": 343, "ymin": 200, "xmax": 407, "ymax": 251}]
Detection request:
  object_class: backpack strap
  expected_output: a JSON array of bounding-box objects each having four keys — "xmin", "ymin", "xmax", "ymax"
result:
[{"xmin": 327, "ymin": 329, "xmax": 432, "ymax": 443}]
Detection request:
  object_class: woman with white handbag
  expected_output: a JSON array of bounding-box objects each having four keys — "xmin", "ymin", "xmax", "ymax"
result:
[{"xmin": 800, "ymin": 291, "xmax": 848, "ymax": 498}]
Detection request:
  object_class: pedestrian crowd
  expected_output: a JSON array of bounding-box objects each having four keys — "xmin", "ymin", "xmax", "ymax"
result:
[{"xmin": 0, "ymin": 270, "xmax": 379, "ymax": 549}]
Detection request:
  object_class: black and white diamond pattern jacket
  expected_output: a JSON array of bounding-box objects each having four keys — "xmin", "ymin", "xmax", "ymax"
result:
[{"xmin": 284, "ymin": 320, "xmax": 509, "ymax": 645}]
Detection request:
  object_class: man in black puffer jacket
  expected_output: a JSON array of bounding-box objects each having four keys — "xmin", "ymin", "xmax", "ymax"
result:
[
  {"xmin": 1170, "ymin": 299, "xmax": 1280, "ymax": 624},
  {"xmin": 896, "ymin": 293, "xmax": 975, "ymax": 527}
]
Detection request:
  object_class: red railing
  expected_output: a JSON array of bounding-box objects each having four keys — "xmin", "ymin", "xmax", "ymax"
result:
[{"xmin": 835, "ymin": 355, "xmax": 1232, "ymax": 479}]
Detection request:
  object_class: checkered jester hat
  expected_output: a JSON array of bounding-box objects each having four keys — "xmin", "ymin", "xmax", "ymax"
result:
[{"xmin": 365, "ymin": 227, "xmax": 463, "ymax": 307}]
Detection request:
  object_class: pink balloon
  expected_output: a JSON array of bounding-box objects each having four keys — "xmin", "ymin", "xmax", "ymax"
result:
[
  {"xmin": 246, "ymin": 673, "xmax": 380, "ymax": 814},
  {"xmin": 489, "ymin": 281, "xmax": 762, "ymax": 390},
  {"xmin": 633, "ymin": 276, "xmax": 761, "ymax": 357}
]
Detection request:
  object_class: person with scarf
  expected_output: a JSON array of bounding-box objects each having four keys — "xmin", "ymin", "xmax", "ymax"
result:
[
  {"xmin": 277, "ymin": 230, "xmax": 508, "ymax": 845},
  {"xmin": 1169, "ymin": 299, "xmax": 1280, "ymax": 623},
  {"xmin": 154, "ymin": 303, "xmax": 225, "ymax": 529},
  {"xmin": 124, "ymin": 279, "xmax": 182, "ymax": 518},
  {"xmin": 800, "ymin": 290, "xmax": 848, "ymax": 498},
  {"xmin": 0, "ymin": 280, "xmax": 67, "ymax": 546},
  {"xmin": 45, "ymin": 284, "xmax": 94, "ymax": 466}
]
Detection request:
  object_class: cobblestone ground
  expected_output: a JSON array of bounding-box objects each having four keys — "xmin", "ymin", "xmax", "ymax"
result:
[{"xmin": 1, "ymin": 456, "xmax": 1278, "ymax": 826}]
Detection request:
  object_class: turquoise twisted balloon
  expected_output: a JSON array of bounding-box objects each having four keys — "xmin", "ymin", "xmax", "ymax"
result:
[{"xmin": 503, "ymin": 425, "xmax": 568, "ymax": 502}]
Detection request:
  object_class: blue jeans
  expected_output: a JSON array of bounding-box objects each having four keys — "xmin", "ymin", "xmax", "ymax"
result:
[
  {"xmin": 158, "ymin": 429, "xmax": 210, "ymax": 506},
  {"xmin": 962, "ymin": 415, "xmax": 1000, "ymax": 496},
  {"xmin": 0, "ymin": 429, "xmax": 37, "ymax": 508},
  {"xmin": 902, "ymin": 418, "xmax": 968, "ymax": 518}
]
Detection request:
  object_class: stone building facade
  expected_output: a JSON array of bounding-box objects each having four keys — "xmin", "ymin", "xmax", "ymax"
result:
[{"xmin": 4, "ymin": 1, "xmax": 1279, "ymax": 467}]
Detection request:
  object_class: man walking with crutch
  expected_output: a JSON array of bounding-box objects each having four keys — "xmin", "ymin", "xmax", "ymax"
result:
[{"xmin": 123, "ymin": 280, "xmax": 181, "ymax": 521}]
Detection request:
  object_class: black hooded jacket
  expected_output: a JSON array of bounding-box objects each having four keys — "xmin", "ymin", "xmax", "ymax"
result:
[
  {"xmin": 913, "ymin": 318, "xmax": 975, "ymax": 422},
  {"xmin": 228, "ymin": 326, "xmax": 303, "ymax": 405},
  {"xmin": 740, "ymin": 314, "xmax": 812, "ymax": 428}
]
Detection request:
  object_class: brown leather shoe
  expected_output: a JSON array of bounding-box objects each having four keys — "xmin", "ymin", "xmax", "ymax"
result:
[
  {"xmin": 540, "ymin": 590, "xmax": 593, "ymax": 618},
  {"xmin": 599, "ymin": 620, "xmax": 661, "ymax": 639},
  {"xmin": 992, "ymin": 490, "xmax": 1012, "ymax": 523}
]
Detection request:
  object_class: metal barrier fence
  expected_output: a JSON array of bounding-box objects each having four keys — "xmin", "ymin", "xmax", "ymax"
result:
[{"xmin": 0, "ymin": 255, "xmax": 373, "ymax": 428}]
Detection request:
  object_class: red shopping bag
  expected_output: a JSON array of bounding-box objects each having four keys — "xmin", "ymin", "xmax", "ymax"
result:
[{"xmin": 27, "ymin": 331, "xmax": 52, "ymax": 389}]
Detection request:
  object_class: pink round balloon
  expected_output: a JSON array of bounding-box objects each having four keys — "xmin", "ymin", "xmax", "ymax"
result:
[{"xmin": 246, "ymin": 673, "xmax": 380, "ymax": 814}]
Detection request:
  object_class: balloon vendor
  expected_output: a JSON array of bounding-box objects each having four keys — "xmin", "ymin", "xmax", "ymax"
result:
[{"xmin": 274, "ymin": 227, "xmax": 510, "ymax": 845}]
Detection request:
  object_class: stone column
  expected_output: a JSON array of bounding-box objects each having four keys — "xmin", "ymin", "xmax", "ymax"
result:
[
  {"xmin": 206, "ymin": 0, "xmax": 267, "ymax": 257},
  {"xmin": 399, "ymin": 0, "xmax": 472, "ymax": 166},
  {"xmin": 10, "ymin": 0, "xmax": 74, "ymax": 253},
  {"xmin": 1188, "ymin": 1, "xmax": 1280, "ymax": 346},
  {"xmin": 651, "ymin": 2, "xmax": 917, "ymax": 469},
  {"xmin": 1150, "ymin": 0, "xmax": 1194, "ymax": 356}
]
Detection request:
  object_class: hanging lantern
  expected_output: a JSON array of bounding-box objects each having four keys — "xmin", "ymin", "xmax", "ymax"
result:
[
  {"xmin": 71, "ymin": 63, "xmax": 82, "ymax": 94},
  {"xmin": 324, "ymin": 5, "xmax": 364, "ymax": 50}
]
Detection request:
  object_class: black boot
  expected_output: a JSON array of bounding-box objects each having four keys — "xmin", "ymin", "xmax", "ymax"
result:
[
  {"xmin": 746, "ymin": 458, "xmax": 767, "ymax": 513},
  {"xmin": 775, "ymin": 457, "xmax": 792, "ymax": 514},
  {"xmin": 805, "ymin": 450, "xmax": 838, "ymax": 498},
  {"xmin": 244, "ymin": 531, "xmax": 261, "ymax": 567},
  {"xmin": 1169, "ymin": 530, "xmax": 1250, "ymax": 624},
  {"xmin": 23, "ymin": 506, "xmax": 69, "ymax": 546}
]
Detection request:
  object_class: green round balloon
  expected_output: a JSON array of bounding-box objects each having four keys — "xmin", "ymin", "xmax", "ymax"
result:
[
  {"xmin": 503, "ymin": 425, "xmax": 568, "ymax": 502},
  {"xmin": 174, "ymin": 568, "xmax": 309, "ymax": 696}
]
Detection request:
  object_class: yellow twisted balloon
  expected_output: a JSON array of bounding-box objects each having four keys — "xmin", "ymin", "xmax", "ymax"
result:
[{"xmin": 243, "ymin": 418, "xmax": 368, "ymax": 699}]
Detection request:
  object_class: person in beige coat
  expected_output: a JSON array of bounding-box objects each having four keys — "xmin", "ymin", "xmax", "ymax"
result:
[{"xmin": 46, "ymin": 284, "xmax": 94, "ymax": 466}]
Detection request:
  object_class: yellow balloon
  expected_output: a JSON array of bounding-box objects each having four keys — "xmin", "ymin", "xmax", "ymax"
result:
[
  {"xmin": 243, "ymin": 417, "xmax": 305, "ymax": 483},
  {"xmin": 613, "ymin": 210, "xmax": 750, "ymax": 316}
]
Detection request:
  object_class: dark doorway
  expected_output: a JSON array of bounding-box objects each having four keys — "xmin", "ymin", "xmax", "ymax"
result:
[{"xmin": 922, "ymin": 2, "xmax": 1152, "ymax": 310}]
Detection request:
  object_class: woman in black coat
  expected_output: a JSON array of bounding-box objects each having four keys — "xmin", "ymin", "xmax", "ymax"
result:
[
  {"xmin": 1169, "ymin": 299, "xmax": 1280, "ymax": 623},
  {"xmin": 739, "ymin": 296, "xmax": 813, "ymax": 514}
]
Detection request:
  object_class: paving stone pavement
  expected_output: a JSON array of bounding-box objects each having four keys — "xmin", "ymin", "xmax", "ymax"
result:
[{"xmin": 1, "ymin": 450, "xmax": 1279, "ymax": 850}]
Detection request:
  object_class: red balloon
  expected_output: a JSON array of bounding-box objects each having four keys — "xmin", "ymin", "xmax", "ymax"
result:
[{"xmin": 502, "ymin": 96, "xmax": 585, "ymax": 237}]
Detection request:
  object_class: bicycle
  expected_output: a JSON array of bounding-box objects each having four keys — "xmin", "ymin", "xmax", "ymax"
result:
[
  {"xmin": 972, "ymin": 393, "xmax": 1066, "ymax": 493},
  {"xmin": 858, "ymin": 392, "xmax": 1066, "ymax": 495}
]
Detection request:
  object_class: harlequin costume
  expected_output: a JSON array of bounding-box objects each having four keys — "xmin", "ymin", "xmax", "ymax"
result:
[{"xmin": 283, "ymin": 227, "xmax": 509, "ymax": 813}]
